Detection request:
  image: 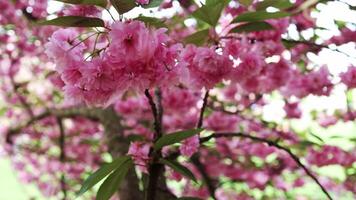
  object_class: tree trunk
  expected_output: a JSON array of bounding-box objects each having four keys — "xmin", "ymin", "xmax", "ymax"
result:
[{"xmin": 100, "ymin": 107, "xmax": 175, "ymax": 200}]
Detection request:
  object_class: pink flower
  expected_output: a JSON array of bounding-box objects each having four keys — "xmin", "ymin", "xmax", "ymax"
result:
[
  {"xmin": 205, "ymin": 112, "xmax": 239, "ymax": 132},
  {"xmin": 180, "ymin": 45, "xmax": 232, "ymax": 89},
  {"xmin": 45, "ymin": 29, "xmax": 85, "ymax": 72},
  {"xmin": 179, "ymin": 135, "xmax": 199, "ymax": 157},
  {"xmin": 63, "ymin": 5, "xmax": 101, "ymax": 17},
  {"xmin": 136, "ymin": 0, "xmax": 150, "ymax": 4},
  {"xmin": 340, "ymin": 66, "xmax": 356, "ymax": 89},
  {"xmin": 284, "ymin": 102, "xmax": 302, "ymax": 119},
  {"xmin": 127, "ymin": 142, "xmax": 151, "ymax": 173}
]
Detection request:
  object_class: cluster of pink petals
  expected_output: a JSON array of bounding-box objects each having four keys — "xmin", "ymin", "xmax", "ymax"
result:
[
  {"xmin": 340, "ymin": 66, "xmax": 356, "ymax": 89},
  {"xmin": 328, "ymin": 28, "xmax": 356, "ymax": 45},
  {"xmin": 179, "ymin": 135, "xmax": 199, "ymax": 157},
  {"xmin": 180, "ymin": 45, "xmax": 233, "ymax": 89},
  {"xmin": 284, "ymin": 102, "xmax": 302, "ymax": 119},
  {"xmin": 307, "ymin": 145, "xmax": 356, "ymax": 167},
  {"xmin": 136, "ymin": 0, "xmax": 150, "ymax": 4},
  {"xmin": 127, "ymin": 142, "xmax": 151, "ymax": 173},
  {"xmin": 46, "ymin": 21, "xmax": 183, "ymax": 105},
  {"xmin": 282, "ymin": 66, "xmax": 333, "ymax": 98}
]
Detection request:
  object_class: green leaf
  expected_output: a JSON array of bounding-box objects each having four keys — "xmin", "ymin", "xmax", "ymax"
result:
[
  {"xmin": 309, "ymin": 132, "xmax": 324, "ymax": 143},
  {"xmin": 126, "ymin": 134, "xmax": 146, "ymax": 142},
  {"xmin": 184, "ymin": 29, "xmax": 210, "ymax": 46},
  {"xmin": 256, "ymin": 0, "xmax": 293, "ymax": 10},
  {"xmin": 233, "ymin": 11, "xmax": 290, "ymax": 23},
  {"xmin": 192, "ymin": 0, "xmax": 227, "ymax": 26},
  {"xmin": 238, "ymin": 0, "xmax": 253, "ymax": 7},
  {"xmin": 175, "ymin": 197, "xmax": 203, "ymax": 200},
  {"xmin": 110, "ymin": 0, "xmax": 136, "ymax": 14},
  {"xmin": 76, "ymin": 156, "xmax": 130, "ymax": 197},
  {"xmin": 142, "ymin": 0, "xmax": 163, "ymax": 8},
  {"xmin": 160, "ymin": 159, "xmax": 197, "ymax": 182},
  {"xmin": 154, "ymin": 128, "xmax": 203, "ymax": 150},
  {"xmin": 96, "ymin": 159, "xmax": 133, "ymax": 200},
  {"xmin": 38, "ymin": 16, "xmax": 105, "ymax": 27},
  {"xmin": 282, "ymin": 39, "xmax": 299, "ymax": 49},
  {"xmin": 55, "ymin": 0, "xmax": 107, "ymax": 7},
  {"xmin": 135, "ymin": 16, "xmax": 166, "ymax": 28},
  {"xmin": 230, "ymin": 21, "xmax": 274, "ymax": 33}
]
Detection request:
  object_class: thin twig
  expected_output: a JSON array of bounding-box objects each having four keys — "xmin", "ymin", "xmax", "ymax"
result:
[
  {"xmin": 197, "ymin": 90, "xmax": 210, "ymax": 129},
  {"xmin": 201, "ymin": 132, "xmax": 333, "ymax": 200},
  {"xmin": 192, "ymin": 90, "xmax": 217, "ymax": 199}
]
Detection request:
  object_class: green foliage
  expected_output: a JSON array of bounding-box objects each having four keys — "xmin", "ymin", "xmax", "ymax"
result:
[
  {"xmin": 230, "ymin": 21, "xmax": 274, "ymax": 33},
  {"xmin": 154, "ymin": 128, "xmax": 203, "ymax": 150},
  {"xmin": 38, "ymin": 16, "xmax": 105, "ymax": 27},
  {"xmin": 238, "ymin": 0, "xmax": 253, "ymax": 7},
  {"xmin": 192, "ymin": 0, "xmax": 228, "ymax": 26},
  {"xmin": 142, "ymin": 0, "xmax": 164, "ymax": 8},
  {"xmin": 135, "ymin": 16, "xmax": 167, "ymax": 28},
  {"xmin": 233, "ymin": 11, "xmax": 290, "ymax": 23},
  {"xmin": 55, "ymin": 0, "xmax": 107, "ymax": 7},
  {"xmin": 159, "ymin": 158, "xmax": 197, "ymax": 182},
  {"xmin": 96, "ymin": 159, "xmax": 133, "ymax": 200},
  {"xmin": 256, "ymin": 0, "xmax": 293, "ymax": 10},
  {"xmin": 110, "ymin": 0, "xmax": 136, "ymax": 14},
  {"xmin": 76, "ymin": 156, "xmax": 131, "ymax": 197},
  {"xmin": 184, "ymin": 29, "xmax": 210, "ymax": 46}
]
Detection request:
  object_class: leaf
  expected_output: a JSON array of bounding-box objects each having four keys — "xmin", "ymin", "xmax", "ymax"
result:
[
  {"xmin": 192, "ymin": 0, "xmax": 227, "ymax": 26},
  {"xmin": 76, "ymin": 156, "xmax": 131, "ymax": 197},
  {"xmin": 96, "ymin": 159, "xmax": 133, "ymax": 200},
  {"xmin": 282, "ymin": 39, "xmax": 299, "ymax": 49},
  {"xmin": 110, "ymin": 0, "xmax": 136, "ymax": 14},
  {"xmin": 230, "ymin": 21, "xmax": 274, "ymax": 33},
  {"xmin": 233, "ymin": 11, "xmax": 290, "ymax": 23},
  {"xmin": 55, "ymin": 0, "xmax": 107, "ymax": 7},
  {"xmin": 142, "ymin": 0, "xmax": 163, "ymax": 8},
  {"xmin": 256, "ymin": 0, "xmax": 293, "ymax": 10},
  {"xmin": 184, "ymin": 29, "xmax": 210, "ymax": 46},
  {"xmin": 154, "ymin": 128, "xmax": 203, "ymax": 150},
  {"xmin": 126, "ymin": 134, "xmax": 146, "ymax": 142},
  {"xmin": 309, "ymin": 132, "xmax": 324, "ymax": 143},
  {"xmin": 238, "ymin": 0, "xmax": 253, "ymax": 7},
  {"xmin": 135, "ymin": 16, "xmax": 166, "ymax": 28},
  {"xmin": 160, "ymin": 158, "xmax": 197, "ymax": 182},
  {"xmin": 38, "ymin": 16, "xmax": 105, "ymax": 27}
]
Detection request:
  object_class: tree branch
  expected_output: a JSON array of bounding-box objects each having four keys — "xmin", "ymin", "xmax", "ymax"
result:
[
  {"xmin": 57, "ymin": 117, "xmax": 67, "ymax": 200},
  {"xmin": 197, "ymin": 90, "xmax": 209, "ymax": 129},
  {"xmin": 191, "ymin": 90, "xmax": 217, "ymax": 199},
  {"xmin": 201, "ymin": 132, "xmax": 334, "ymax": 200},
  {"xmin": 6, "ymin": 107, "xmax": 101, "ymax": 144}
]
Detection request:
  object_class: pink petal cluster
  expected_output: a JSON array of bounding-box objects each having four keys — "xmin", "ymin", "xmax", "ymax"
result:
[
  {"xmin": 340, "ymin": 66, "xmax": 356, "ymax": 89},
  {"xmin": 46, "ymin": 21, "xmax": 183, "ymax": 105},
  {"xmin": 180, "ymin": 45, "xmax": 233, "ymax": 89},
  {"xmin": 284, "ymin": 102, "xmax": 302, "ymax": 119},
  {"xmin": 127, "ymin": 142, "xmax": 151, "ymax": 173},
  {"xmin": 179, "ymin": 135, "xmax": 199, "ymax": 157},
  {"xmin": 307, "ymin": 145, "xmax": 355, "ymax": 167}
]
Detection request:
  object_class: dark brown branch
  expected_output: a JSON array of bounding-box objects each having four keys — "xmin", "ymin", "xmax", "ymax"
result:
[
  {"xmin": 190, "ymin": 154, "xmax": 217, "ymax": 200},
  {"xmin": 192, "ymin": 90, "xmax": 217, "ymax": 199},
  {"xmin": 201, "ymin": 133, "xmax": 333, "ymax": 200},
  {"xmin": 144, "ymin": 88, "xmax": 166, "ymax": 200},
  {"xmin": 145, "ymin": 89, "xmax": 160, "ymax": 140},
  {"xmin": 197, "ymin": 90, "xmax": 209, "ymax": 129},
  {"xmin": 6, "ymin": 107, "xmax": 101, "ymax": 144},
  {"xmin": 57, "ymin": 118, "xmax": 67, "ymax": 200}
]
